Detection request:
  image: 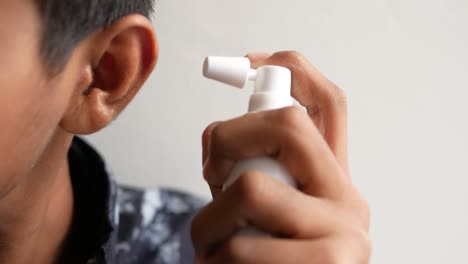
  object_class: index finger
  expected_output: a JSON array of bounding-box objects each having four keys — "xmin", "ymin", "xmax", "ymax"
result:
[{"xmin": 204, "ymin": 106, "xmax": 349, "ymax": 199}]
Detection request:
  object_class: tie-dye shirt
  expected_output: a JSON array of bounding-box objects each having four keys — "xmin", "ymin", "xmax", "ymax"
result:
[{"xmin": 67, "ymin": 137, "xmax": 205, "ymax": 264}]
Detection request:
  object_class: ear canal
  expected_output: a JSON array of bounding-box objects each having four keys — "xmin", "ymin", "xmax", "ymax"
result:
[{"xmin": 93, "ymin": 52, "xmax": 116, "ymax": 91}]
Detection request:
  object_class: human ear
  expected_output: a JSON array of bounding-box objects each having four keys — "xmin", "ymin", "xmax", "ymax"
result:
[{"xmin": 60, "ymin": 14, "xmax": 158, "ymax": 135}]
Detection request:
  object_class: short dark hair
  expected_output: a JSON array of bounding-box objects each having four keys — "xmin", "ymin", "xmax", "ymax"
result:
[{"xmin": 36, "ymin": 0, "xmax": 155, "ymax": 73}]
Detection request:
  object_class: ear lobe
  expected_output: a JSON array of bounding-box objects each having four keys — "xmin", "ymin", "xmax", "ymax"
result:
[{"xmin": 60, "ymin": 14, "xmax": 158, "ymax": 135}]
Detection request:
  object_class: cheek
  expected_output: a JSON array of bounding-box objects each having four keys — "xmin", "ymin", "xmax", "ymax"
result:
[
  {"xmin": 0, "ymin": 1, "xmax": 73, "ymax": 194},
  {"xmin": 0, "ymin": 62, "xmax": 72, "ymax": 195}
]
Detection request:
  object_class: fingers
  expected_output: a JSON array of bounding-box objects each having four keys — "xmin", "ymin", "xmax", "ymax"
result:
[
  {"xmin": 246, "ymin": 51, "xmax": 349, "ymax": 171},
  {"xmin": 203, "ymin": 106, "xmax": 349, "ymax": 198},
  {"xmin": 202, "ymin": 51, "xmax": 349, "ymax": 198},
  {"xmin": 191, "ymin": 171, "xmax": 347, "ymax": 258},
  {"xmin": 202, "ymin": 122, "xmax": 222, "ymax": 197},
  {"xmin": 203, "ymin": 236, "xmax": 357, "ymax": 264},
  {"xmin": 196, "ymin": 52, "xmax": 369, "ymax": 264}
]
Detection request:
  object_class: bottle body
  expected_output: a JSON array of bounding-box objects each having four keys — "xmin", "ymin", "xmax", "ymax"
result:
[
  {"xmin": 202, "ymin": 57, "xmax": 295, "ymax": 236},
  {"xmin": 222, "ymin": 66, "xmax": 296, "ymax": 236}
]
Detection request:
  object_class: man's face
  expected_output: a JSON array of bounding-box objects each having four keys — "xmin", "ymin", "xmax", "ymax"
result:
[{"xmin": 0, "ymin": 1, "xmax": 74, "ymax": 195}]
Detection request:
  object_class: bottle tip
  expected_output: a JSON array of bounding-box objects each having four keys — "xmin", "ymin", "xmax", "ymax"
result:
[{"xmin": 202, "ymin": 56, "xmax": 252, "ymax": 89}]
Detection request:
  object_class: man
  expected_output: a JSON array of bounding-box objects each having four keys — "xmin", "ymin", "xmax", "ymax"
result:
[{"xmin": 0, "ymin": 0, "xmax": 370, "ymax": 263}]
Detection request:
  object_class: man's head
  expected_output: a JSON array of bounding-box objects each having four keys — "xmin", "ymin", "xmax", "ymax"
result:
[{"xmin": 0, "ymin": 1, "xmax": 158, "ymax": 195}]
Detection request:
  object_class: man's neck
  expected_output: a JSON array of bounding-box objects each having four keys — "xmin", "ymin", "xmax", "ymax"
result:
[{"xmin": 0, "ymin": 129, "xmax": 74, "ymax": 263}]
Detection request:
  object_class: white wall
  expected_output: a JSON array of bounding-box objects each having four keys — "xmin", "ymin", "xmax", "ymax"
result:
[{"xmin": 86, "ymin": 0, "xmax": 468, "ymax": 263}]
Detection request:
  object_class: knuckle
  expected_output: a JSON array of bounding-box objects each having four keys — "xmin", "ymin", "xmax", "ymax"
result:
[
  {"xmin": 351, "ymin": 230, "xmax": 372, "ymax": 263},
  {"xmin": 202, "ymin": 165, "xmax": 210, "ymax": 182},
  {"xmin": 318, "ymin": 242, "xmax": 343, "ymax": 264},
  {"xmin": 360, "ymin": 199, "xmax": 371, "ymax": 228},
  {"xmin": 318, "ymin": 229, "xmax": 371, "ymax": 264},
  {"xmin": 233, "ymin": 171, "xmax": 268, "ymax": 208},
  {"xmin": 334, "ymin": 85, "xmax": 348, "ymax": 106},
  {"xmin": 190, "ymin": 212, "xmax": 204, "ymax": 242},
  {"xmin": 208, "ymin": 123, "xmax": 226, "ymax": 150},
  {"xmin": 278, "ymin": 106, "xmax": 308, "ymax": 126},
  {"xmin": 219, "ymin": 237, "xmax": 247, "ymax": 262},
  {"xmin": 327, "ymin": 83, "xmax": 348, "ymax": 110},
  {"xmin": 202, "ymin": 122, "xmax": 219, "ymax": 142},
  {"xmin": 274, "ymin": 50, "xmax": 305, "ymax": 65},
  {"xmin": 276, "ymin": 106, "xmax": 309, "ymax": 133},
  {"xmin": 356, "ymin": 229, "xmax": 372, "ymax": 257},
  {"xmin": 344, "ymin": 229, "xmax": 372, "ymax": 263},
  {"xmin": 348, "ymin": 188, "xmax": 371, "ymax": 228},
  {"xmin": 361, "ymin": 234, "xmax": 373, "ymax": 262}
]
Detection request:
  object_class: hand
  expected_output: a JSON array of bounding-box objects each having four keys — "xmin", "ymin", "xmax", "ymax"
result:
[{"xmin": 192, "ymin": 51, "xmax": 370, "ymax": 263}]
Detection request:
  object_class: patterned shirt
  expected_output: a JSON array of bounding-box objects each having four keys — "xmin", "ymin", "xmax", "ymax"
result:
[{"xmin": 66, "ymin": 137, "xmax": 205, "ymax": 264}]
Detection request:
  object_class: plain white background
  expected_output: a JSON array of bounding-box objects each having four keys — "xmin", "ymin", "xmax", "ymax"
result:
[{"xmin": 86, "ymin": 0, "xmax": 468, "ymax": 263}]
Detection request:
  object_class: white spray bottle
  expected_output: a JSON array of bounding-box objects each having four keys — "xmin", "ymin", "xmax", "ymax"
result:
[{"xmin": 203, "ymin": 56, "xmax": 297, "ymax": 235}]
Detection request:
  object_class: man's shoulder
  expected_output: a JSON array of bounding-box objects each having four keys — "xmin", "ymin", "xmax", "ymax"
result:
[
  {"xmin": 114, "ymin": 185, "xmax": 206, "ymax": 263},
  {"xmin": 117, "ymin": 186, "xmax": 206, "ymax": 216}
]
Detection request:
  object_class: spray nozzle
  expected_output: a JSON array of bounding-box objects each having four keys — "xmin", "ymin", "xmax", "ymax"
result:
[
  {"xmin": 203, "ymin": 57, "xmax": 255, "ymax": 88},
  {"xmin": 203, "ymin": 56, "xmax": 293, "ymax": 112}
]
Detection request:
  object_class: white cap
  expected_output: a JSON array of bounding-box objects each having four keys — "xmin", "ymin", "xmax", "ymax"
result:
[
  {"xmin": 203, "ymin": 57, "xmax": 256, "ymax": 88},
  {"xmin": 203, "ymin": 56, "xmax": 293, "ymax": 112}
]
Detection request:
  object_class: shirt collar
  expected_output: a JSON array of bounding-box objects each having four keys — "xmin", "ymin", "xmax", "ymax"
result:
[{"xmin": 67, "ymin": 137, "xmax": 118, "ymax": 263}]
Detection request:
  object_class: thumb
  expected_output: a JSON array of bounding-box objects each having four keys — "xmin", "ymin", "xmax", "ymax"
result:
[{"xmin": 245, "ymin": 52, "xmax": 272, "ymax": 68}]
